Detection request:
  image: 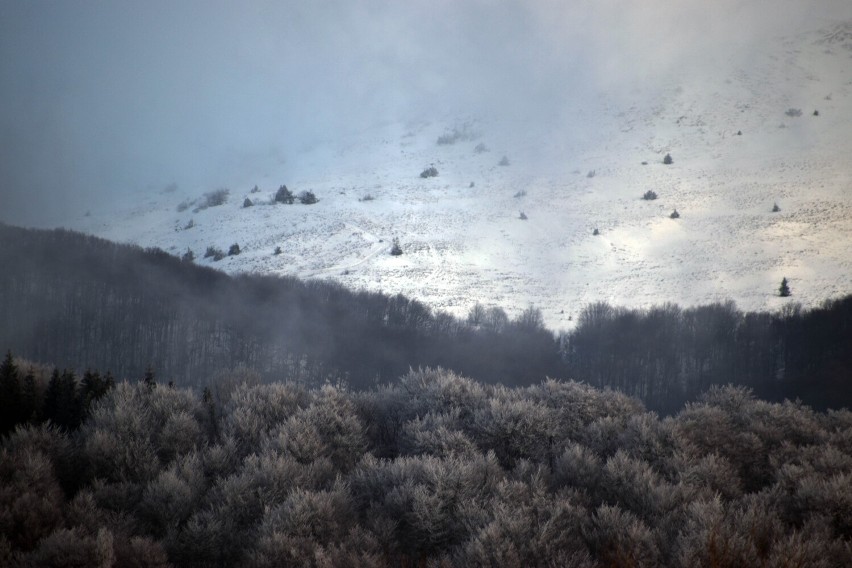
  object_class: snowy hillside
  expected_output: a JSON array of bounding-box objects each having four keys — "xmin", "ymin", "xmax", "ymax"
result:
[{"xmin": 71, "ymin": 21, "xmax": 852, "ymax": 329}]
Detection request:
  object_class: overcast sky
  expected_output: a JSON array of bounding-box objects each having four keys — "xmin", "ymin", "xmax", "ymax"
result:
[{"xmin": 1, "ymin": 0, "xmax": 848, "ymax": 226}]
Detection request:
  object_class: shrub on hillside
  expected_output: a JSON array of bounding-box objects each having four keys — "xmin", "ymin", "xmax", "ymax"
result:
[
  {"xmin": 193, "ymin": 189, "xmax": 229, "ymax": 212},
  {"xmin": 437, "ymin": 124, "xmax": 478, "ymax": 146},
  {"xmin": 420, "ymin": 167, "xmax": 439, "ymax": 178},
  {"xmin": 390, "ymin": 238, "xmax": 403, "ymax": 256},
  {"xmin": 663, "ymin": 153, "xmax": 673, "ymax": 165},
  {"xmin": 298, "ymin": 191, "xmax": 318, "ymax": 205},
  {"xmin": 437, "ymin": 132, "xmax": 458, "ymax": 145},
  {"xmin": 642, "ymin": 190, "xmax": 658, "ymax": 200},
  {"xmin": 274, "ymin": 185, "xmax": 294, "ymax": 204},
  {"xmin": 499, "ymin": 156, "xmax": 510, "ymax": 166},
  {"xmin": 785, "ymin": 108, "xmax": 803, "ymax": 117},
  {"xmin": 204, "ymin": 246, "xmax": 225, "ymax": 261},
  {"xmin": 228, "ymin": 244, "xmax": 241, "ymax": 256}
]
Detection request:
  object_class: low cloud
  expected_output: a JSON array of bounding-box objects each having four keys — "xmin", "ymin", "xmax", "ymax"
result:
[{"xmin": 1, "ymin": 0, "xmax": 848, "ymax": 226}]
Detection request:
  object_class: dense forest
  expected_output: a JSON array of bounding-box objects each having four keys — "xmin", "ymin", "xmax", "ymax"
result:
[
  {"xmin": 2, "ymin": 223, "xmax": 852, "ymax": 566},
  {"xmin": 1, "ymin": 223, "xmax": 851, "ymax": 412},
  {"xmin": 2, "ymin": 369, "xmax": 851, "ymax": 566}
]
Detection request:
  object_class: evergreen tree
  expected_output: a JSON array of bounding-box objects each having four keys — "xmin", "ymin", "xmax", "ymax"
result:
[
  {"xmin": 202, "ymin": 386, "xmax": 219, "ymax": 441},
  {"xmin": 61, "ymin": 369, "xmax": 82, "ymax": 429},
  {"xmin": 43, "ymin": 368, "xmax": 61, "ymax": 426},
  {"xmin": 779, "ymin": 277, "xmax": 791, "ymax": 297},
  {"xmin": 104, "ymin": 371, "xmax": 116, "ymax": 390},
  {"xmin": 21, "ymin": 368, "xmax": 39, "ymax": 423},
  {"xmin": 80, "ymin": 369, "xmax": 110, "ymax": 421},
  {"xmin": 43, "ymin": 369, "xmax": 80, "ymax": 430},
  {"xmin": 143, "ymin": 366, "xmax": 157, "ymax": 390},
  {"xmin": 0, "ymin": 350, "xmax": 22, "ymax": 434}
]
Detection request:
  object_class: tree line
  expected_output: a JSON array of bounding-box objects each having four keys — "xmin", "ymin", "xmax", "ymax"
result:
[
  {"xmin": 1, "ymin": 223, "xmax": 851, "ymax": 412},
  {"xmin": 0, "ymin": 224, "xmax": 560, "ymax": 391},
  {"xmin": 562, "ymin": 298, "xmax": 852, "ymax": 413}
]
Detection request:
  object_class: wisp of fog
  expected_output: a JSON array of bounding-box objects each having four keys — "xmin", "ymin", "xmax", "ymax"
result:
[{"xmin": 1, "ymin": 0, "xmax": 847, "ymax": 226}]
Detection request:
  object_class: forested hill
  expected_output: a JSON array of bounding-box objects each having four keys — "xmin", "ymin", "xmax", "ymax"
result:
[
  {"xmin": 0, "ymin": 223, "xmax": 561, "ymax": 390},
  {"xmin": 2, "ymin": 223, "xmax": 851, "ymax": 412}
]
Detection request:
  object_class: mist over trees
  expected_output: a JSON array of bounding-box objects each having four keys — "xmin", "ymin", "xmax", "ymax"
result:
[
  {"xmin": 0, "ymin": 224, "xmax": 561, "ymax": 393},
  {"xmin": 2, "ymin": 224, "xmax": 852, "ymax": 413},
  {"xmin": 2, "ymin": 224, "xmax": 852, "ymax": 565},
  {"xmin": 2, "ymin": 370, "xmax": 851, "ymax": 566}
]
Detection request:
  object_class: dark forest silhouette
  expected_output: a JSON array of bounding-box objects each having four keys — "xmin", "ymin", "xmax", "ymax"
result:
[{"xmin": 1, "ymin": 223, "xmax": 851, "ymax": 413}]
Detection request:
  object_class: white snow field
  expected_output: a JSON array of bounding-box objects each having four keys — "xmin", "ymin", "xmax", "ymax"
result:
[{"xmin": 72, "ymin": 21, "xmax": 852, "ymax": 330}]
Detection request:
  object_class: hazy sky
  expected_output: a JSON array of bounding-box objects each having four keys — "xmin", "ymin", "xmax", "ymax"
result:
[{"xmin": 1, "ymin": 1, "xmax": 848, "ymax": 226}]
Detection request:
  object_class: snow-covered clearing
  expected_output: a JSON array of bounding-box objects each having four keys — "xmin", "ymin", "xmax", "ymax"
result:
[{"xmin": 72, "ymin": 22, "xmax": 852, "ymax": 330}]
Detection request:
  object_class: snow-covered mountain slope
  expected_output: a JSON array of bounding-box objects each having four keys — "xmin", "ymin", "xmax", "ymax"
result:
[{"xmin": 71, "ymin": 21, "xmax": 852, "ymax": 330}]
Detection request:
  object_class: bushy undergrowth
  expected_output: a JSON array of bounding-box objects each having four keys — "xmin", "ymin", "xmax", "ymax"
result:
[{"xmin": 2, "ymin": 370, "xmax": 850, "ymax": 567}]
